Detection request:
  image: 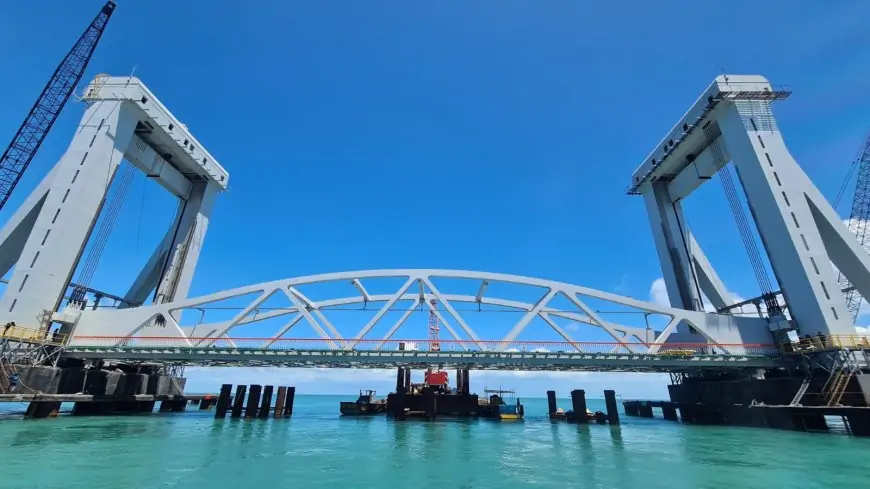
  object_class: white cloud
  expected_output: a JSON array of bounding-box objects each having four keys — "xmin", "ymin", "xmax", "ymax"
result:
[
  {"xmin": 649, "ymin": 277, "xmax": 753, "ymax": 314},
  {"xmin": 649, "ymin": 278, "xmax": 670, "ymax": 308}
]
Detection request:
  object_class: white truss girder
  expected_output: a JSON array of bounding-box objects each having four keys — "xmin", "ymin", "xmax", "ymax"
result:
[{"xmin": 68, "ymin": 269, "xmax": 772, "ymax": 355}]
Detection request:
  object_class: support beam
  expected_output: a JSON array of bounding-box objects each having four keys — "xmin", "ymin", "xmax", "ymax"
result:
[
  {"xmin": 0, "ymin": 165, "xmax": 58, "ymax": 279},
  {"xmin": 718, "ymin": 102, "xmax": 852, "ymax": 335},
  {"xmin": 644, "ymin": 181, "xmax": 703, "ymax": 311},
  {"xmin": 689, "ymin": 234, "xmax": 730, "ymax": 311},
  {"xmin": 156, "ymin": 181, "xmax": 220, "ymax": 310}
]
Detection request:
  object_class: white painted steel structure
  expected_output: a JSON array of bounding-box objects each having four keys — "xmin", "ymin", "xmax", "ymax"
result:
[
  {"xmin": 630, "ymin": 75, "xmax": 868, "ymax": 337},
  {"xmin": 61, "ymin": 341, "xmax": 782, "ymax": 372},
  {"xmin": 66, "ymin": 269, "xmax": 774, "ymax": 356},
  {"xmin": 0, "ymin": 75, "xmax": 227, "ymax": 327},
  {"xmin": 0, "ymin": 73, "xmax": 860, "ymax": 371}
]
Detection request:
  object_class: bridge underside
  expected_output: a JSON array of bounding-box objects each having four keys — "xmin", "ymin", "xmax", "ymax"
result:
[{"xmin": 62, "ymin": 346, "xmax": 783, "ymax": 372}]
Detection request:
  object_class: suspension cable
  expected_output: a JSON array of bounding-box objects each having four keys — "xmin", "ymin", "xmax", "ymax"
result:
[
  {"xmin": 70, "ymin": 160, "xmax": 136, "ymax": 304},
  {"xmin": 704, "ymin": 123, "xmax": 781, "ymax": 315}
]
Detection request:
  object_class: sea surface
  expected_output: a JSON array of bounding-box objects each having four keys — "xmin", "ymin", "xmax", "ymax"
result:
[{"xmin": 1, "ymin": 395, "xmax": 869, "ymax": 489}]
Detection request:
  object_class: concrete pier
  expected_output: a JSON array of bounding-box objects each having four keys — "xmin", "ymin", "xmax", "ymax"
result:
[
  {"xmin": 25, "ymin": 401, "xmax": 61, "ymax": 419},
  {"xmin": 665, "ymin": 374, "xmax": 870, "ymax": 436},
  {"xmin": 423, "ymin": 386, "xmax": 436, "ymax": 420},
  {"xmin": 662, "ymin": 403, "xmax": 678, "ymax": 421},
  {"xmin": 638, "ymin": 404, "xmax": 654, "ymax": 418},
  {"xmin": 391, "ymin": 368, "xmax": 407, "ymax": 420}
]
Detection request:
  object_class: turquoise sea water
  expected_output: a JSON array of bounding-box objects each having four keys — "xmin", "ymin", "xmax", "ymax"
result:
[{"xmin": 1, "ymin": 395, "xmax": 869, "ymax": 489}]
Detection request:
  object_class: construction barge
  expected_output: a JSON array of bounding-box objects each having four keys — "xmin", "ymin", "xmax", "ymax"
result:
[
  {"xmin": 359, "ymin": 367, "xmax": 524, "ymax": 421},
  {"xmin": 340, "ymin": 390, "xmax": 387, "ymax": 416}
]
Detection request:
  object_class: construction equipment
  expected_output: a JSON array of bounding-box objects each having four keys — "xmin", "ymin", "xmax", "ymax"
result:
[
  {"xmin": 0, "ymin": 1, "xmax": 116, "ymax": 213},
  {"xmin": 428, "ymin": 298, "xmax": 441, "ymax": 351},
  {"xmin": 836, "ymin": 132, "xmax": 870, "ymax": 322}
]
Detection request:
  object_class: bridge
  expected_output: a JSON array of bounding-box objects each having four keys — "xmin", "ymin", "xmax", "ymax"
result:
[
  {"xmin": 1, "ymin": 74, "xmax": 869, "ymax": 378},
  {"xmin": 62, "ymin": 268, "xmax": 779, "ymax": 371}
]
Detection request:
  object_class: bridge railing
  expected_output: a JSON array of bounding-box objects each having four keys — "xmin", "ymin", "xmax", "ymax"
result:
[
  {"xmin": 781, "ymin": 334, "xmax": 870, "ymax": 355},
  {"xmin": 69, "ymin": 336, "xmax": 781, "ymax": 357},
  {"xmin": 1, "ymin": 324, "xmax": 67, "ymax": 347}
]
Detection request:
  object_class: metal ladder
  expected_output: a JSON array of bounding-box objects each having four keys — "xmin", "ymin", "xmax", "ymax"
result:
[
  {"xmin": 0, "ymin": 358, "xmax": 11, "ymax": 394},
  {"xmin": 789, "ymin": 375, "xmax": 812, "ymax": 406},
  {"xmin": 824, "ymin": 367, "xmax": 854, "ymax": 406},
  {"xmin": 820, "ymin": 352, "xmax": 856, "ymax": 406}
]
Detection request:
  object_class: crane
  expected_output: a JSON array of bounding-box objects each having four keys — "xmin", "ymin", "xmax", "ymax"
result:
[
  {"xmin": 0, "ymin": 1, "xmax": 116, "ymax": 213},
  {"xmin": 428, "ymin": 298, "xmax": 441, "ymax": 352},
  {"xmin": 837, "ymin": 133, "xmax": 870, "ymax": 323}
]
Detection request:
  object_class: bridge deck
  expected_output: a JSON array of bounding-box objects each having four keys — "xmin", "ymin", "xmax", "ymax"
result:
[{"xmin": 63, "ymin": 338, "xmax": 785, "ymax": 372}]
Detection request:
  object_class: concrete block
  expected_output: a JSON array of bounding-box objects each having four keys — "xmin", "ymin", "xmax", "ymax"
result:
[
  {"xmin": 169, "ymin": 377, "xmax": 186, "ymax": 396},
  {"xmin": 25, "ymin": 401, "xmax": 61, "ymax": 418},
  {"xmin": 16, "ymin": 366, "xmax": 62, "ymax": 394},
  {"xmin": 849, "ymin": 375, "xmax": 870, "ymax": 406},
  {"xmin": 83, "ymin": 370, "xmax": 108, "ymax": 395},
  {"xmin": 148, "ymin": 376, "xmax": 187, "ymax": 396},
  {"xmin": 121, "ymin": 374, "xmax": 148, "ymax": 395},
  {"xmin": 104, "ymin": 371, "xmax": 123, "ymax": 396},
  {"xmin": 58, "ymin": 368, "xmax": 86, "ymax": 394}
]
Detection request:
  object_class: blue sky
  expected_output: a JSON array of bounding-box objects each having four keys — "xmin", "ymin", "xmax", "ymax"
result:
[{"xmin": 1, "ymin": 0, "xmax": 869, "ymax": 397}]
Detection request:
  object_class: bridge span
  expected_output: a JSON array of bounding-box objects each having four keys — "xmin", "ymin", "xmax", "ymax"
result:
[
  {"xmin": 0, "ymin": 74, "xmax": 867, "ymax": 388},
  {"xmin": 62, "ymin": 337, "xmax": 782, "ymax": 372}
]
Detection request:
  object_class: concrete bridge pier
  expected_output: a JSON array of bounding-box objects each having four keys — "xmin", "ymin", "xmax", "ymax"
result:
[
  {"xmin": 662, "ymin": 403, "xmax": 678, "ymax": 421},
  {"xmin": 638, "ymin": 404, "xmax": 654, "ymax": 418},
  {"xmin": 25, "ymin": 401, "xmax": 61, "ymax": 419},
  {"xmin": 159, "ymin": 399, "xmax": 186, "ymax": 412},
  {"xmin": 847, "ymin": 413, "xmax": 870, "ymax": 436}
]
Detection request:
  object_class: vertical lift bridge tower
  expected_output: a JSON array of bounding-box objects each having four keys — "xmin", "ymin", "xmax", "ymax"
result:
[
  {"xmin": 0, "ymin": 75, "xmax": 228, "ymax": 331},
  {"xmin": 630, "ymin": 75, "xmax": 867, "ymax": 338}
]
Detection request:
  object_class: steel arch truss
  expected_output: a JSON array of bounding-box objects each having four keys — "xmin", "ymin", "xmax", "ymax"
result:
[{"xmin": 68, "ymin": 269, "xmax": 772, "ymax": 354}]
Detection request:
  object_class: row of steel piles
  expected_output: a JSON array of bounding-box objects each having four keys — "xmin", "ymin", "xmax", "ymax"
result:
[
  {"xmin": 547, "ymin": 389, "xmax": 620, "ymax": 425},
  {"xmin": 214, "ymin": 384, "xmax": 296, "ymax": 419}
]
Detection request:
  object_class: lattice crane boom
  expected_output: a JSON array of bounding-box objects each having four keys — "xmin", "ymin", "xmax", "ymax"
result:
[
  {"xmin": 428, "ymin": 298, "xmax": 441, "ymax": 351},
  {"xmin": 0, "ymin": 1, "xmax": 116, "ymax": 212},
  {"xmin": 838, "ymin": 132, "xmax": 870, "ymax": 322}
]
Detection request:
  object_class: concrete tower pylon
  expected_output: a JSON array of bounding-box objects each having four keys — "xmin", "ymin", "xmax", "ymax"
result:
[
  {"xmin": 0, "ymin": 75, "xmax": 228, "ymax": 331},
  {"xmin": 630, "ymin": 75, "xmax": 863, "ymax": 337}
]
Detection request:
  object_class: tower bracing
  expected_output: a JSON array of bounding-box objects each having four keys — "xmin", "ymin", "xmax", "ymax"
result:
[
  {"xmin": 629, "ymin": 75, "xmax": 867, "ymax": 338},
  {"xmin": 0, "ymin": 75, "xmax": 228, "ymax": 332}
]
